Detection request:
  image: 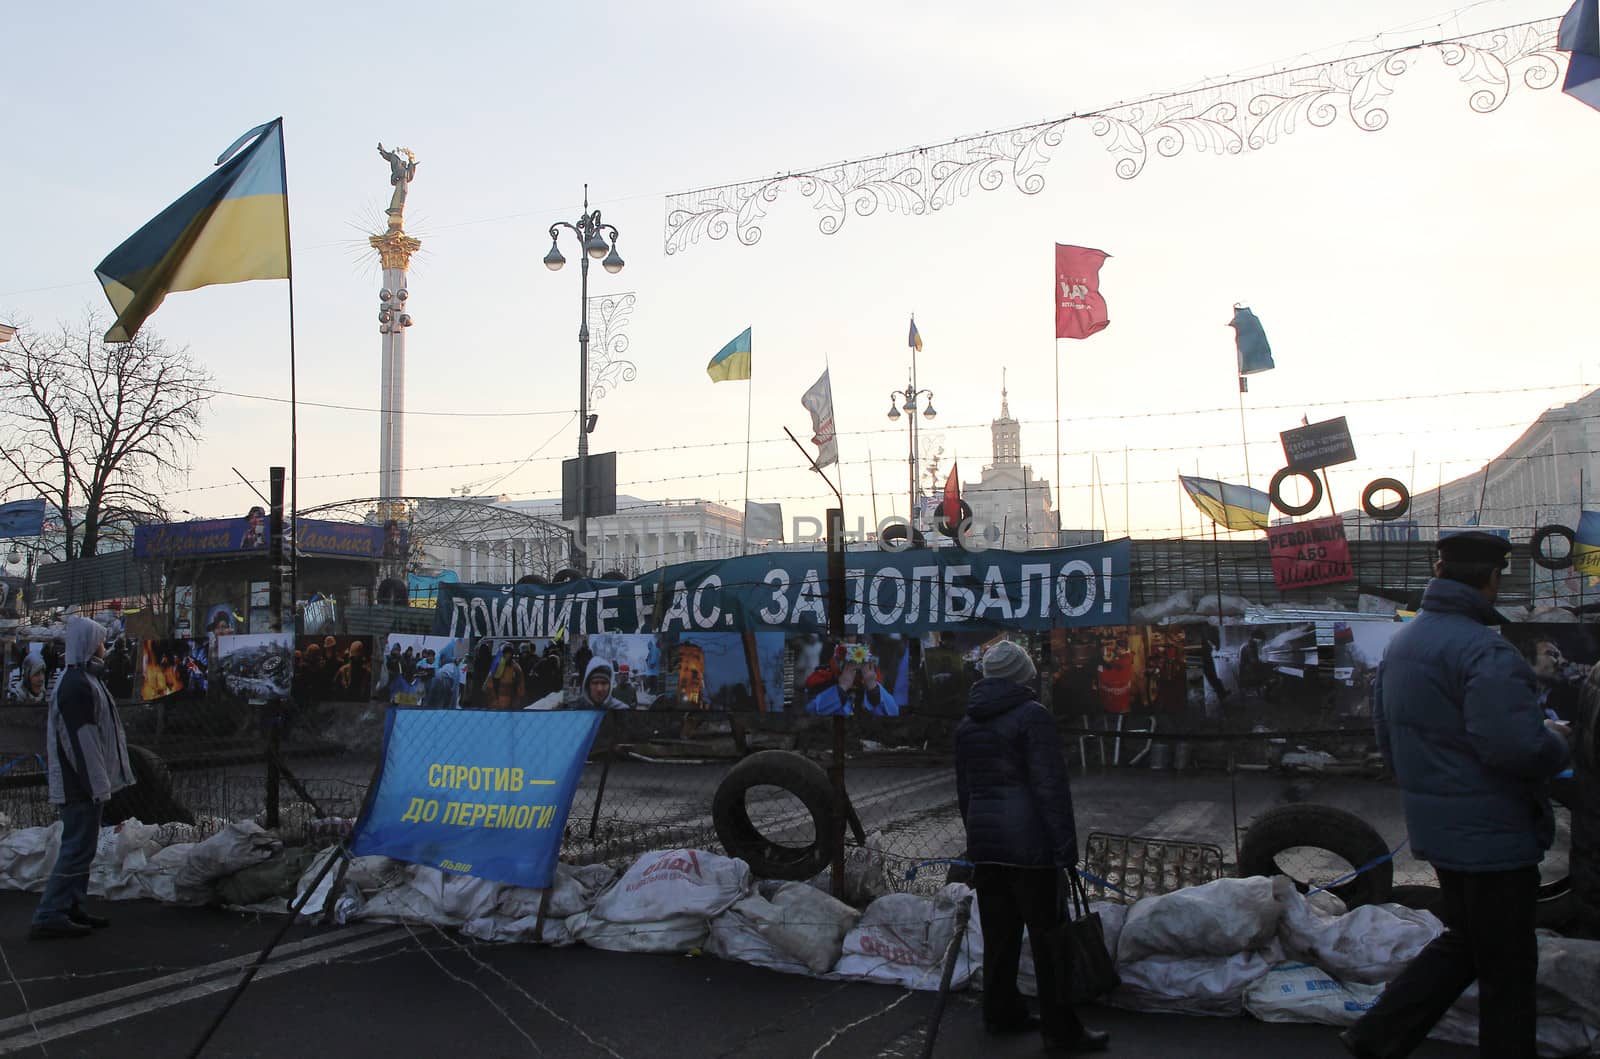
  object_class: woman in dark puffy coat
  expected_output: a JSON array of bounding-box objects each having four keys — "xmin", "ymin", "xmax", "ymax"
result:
[{"xmin": 955, "ymin": 640, "xmax": 1109, "ymax": 1054}]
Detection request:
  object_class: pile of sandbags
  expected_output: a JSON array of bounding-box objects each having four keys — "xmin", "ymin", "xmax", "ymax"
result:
[{"xmin": 707, "ymin": 881, "xmax": 861, "ymax": 976}]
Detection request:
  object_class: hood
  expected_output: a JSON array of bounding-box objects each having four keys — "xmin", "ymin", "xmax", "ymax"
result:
[
  {"xmin": 1419, "ymin": 577, "xmax": 1504, "ymax": 626},
  {"xmin": 966, "ymin": 676, "xmax": 1036, "ymax": 720},
  {"xmin": 582, "ymin": 657, "xmax": 620, "ymax": 707},
  {"xmin": 64, "ymin": 616, "xmax": 107, "ymax": 665}
]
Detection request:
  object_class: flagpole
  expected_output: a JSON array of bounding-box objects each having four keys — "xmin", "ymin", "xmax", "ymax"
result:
[
  {"xmin": 741, "ymin": 365, "xmax": 753, "ymax": 555},
  {"xmin": 278, "ymin": 119, "xmax": 299, "ymax": 632},
  {"xmin": 1055, "ymin": 338, "xmax": 1063, "ymax": 537},
  {"xmin": 1237, "ymin": 375, "xmax": 1253, "ymax": 503}
]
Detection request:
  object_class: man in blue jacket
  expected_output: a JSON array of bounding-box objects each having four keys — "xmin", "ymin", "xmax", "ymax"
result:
[
  {"xmin": 1341, "ymin": 532, "xmax": 1571, "ymax": 1059},
  {"xmin": 955, "ymin": 640, "xmax": 1108, "ymax": 1054}
]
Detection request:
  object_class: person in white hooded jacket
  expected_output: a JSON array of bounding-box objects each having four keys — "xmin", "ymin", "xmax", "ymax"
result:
[
  {"xmin": 32, "ymin": 617, "xmax": 134, "ymax": 939},
  {"xmin": 581, "ymin": 658, "xmax": 628, "ymax": 710}
]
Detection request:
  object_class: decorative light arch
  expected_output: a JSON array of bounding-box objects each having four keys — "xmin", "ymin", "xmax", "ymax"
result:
[{"xmin": 664, "ymin": 18, "xmax": 1563, "ymax": 254}]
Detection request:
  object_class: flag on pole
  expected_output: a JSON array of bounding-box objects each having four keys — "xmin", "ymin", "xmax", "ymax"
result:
[
  {"xmin": 801, "ymin": 369, "xmax": 838, "ymax": 468},
  {"xmin": 908, "ymin": 317, "xmax": 923, "ymax": 351},
  {"xmin": 1574, "ymin": 511, "xmax": 1600, "ymax": 575},
  {"xmin": 1230, "ymin": 305, "xmax": 1275, "ymax": 385},
  {"xmin": 1560, "ymin": 0, "xmax": 1600, "ymax": 111},
  {"xmin": 942, "ymin": 462, "xmax": 961, "ymax": 526},
  {"xmin": 95, "ymin": 119, "xmax": 289, "ymax": 342},
  {"xmin": 706, "ymin": 326, "xmax": 752, "ymax": 382},
  {"xmin": 1054, "ymin": 244, "xmax": 1110, "ymax": 339},
  {"xmin": 1179, "ymin": 475, "xmax": 1271, "ymax": 532},
  {"xmin": 0, "ymin": 499, "xmax": 46, "ymax": 540}
]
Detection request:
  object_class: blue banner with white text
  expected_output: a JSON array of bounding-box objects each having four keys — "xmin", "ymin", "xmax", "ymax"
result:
[
  {"xmin": 433, "ymin": 539, "xmax": 1131, "ymax": 639},
  {"xmin": 350, "ymin": 708, "xmax": 604, "ymax": 889}
]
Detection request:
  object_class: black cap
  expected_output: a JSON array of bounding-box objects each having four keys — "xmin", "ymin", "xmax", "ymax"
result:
[{"xmin": 1436, "ymin": 531, "xmax": 1512, "ymax": 565}]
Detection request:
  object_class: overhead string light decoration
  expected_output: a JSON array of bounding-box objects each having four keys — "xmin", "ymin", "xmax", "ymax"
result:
[{"xmin": 664, "ymin": 17, "xmax": 1563, "ymax": 253}]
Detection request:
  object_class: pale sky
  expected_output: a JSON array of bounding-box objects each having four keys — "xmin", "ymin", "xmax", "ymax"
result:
[{"xmin": 3, "ymin": 0, "xmax": 1595, "ymax": 545}]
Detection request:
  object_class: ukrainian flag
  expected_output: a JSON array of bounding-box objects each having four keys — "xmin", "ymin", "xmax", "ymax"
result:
[
  {"xmin": 908, "ymin": 317, "xmax": 922, "ymax": 351},
  {"xmin": 706, "ymin": 326, "xmax": 752, "ymax": 382},
  {"xmin": 1180, "ymin": 475, "xmax": 1271, "ymax": 532},
  {"xmin": 1574, "ymin": 510, "xmax": 1600, "ymax": 576},
  {"xmin": 95, "ymin": 119, "xmax": 289, "ymax": 342}
]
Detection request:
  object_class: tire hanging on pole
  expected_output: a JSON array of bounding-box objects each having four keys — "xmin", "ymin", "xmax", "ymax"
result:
[
  {"xmin": 1360, "ymin": 478, "xmax": 1411, "ymax": 521},
  {"xmin": 1268, "ymin": 468, "xmax": 1323, "ymax": 518},
  {"xmin": 1532, "ymin": 525, "xmax": 1576, "ymax": 571}
]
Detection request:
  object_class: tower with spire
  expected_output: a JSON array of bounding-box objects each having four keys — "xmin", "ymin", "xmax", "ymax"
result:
[{"xmin": 963, "ymin": 372, "xmax": 1058, "ymax": 550}]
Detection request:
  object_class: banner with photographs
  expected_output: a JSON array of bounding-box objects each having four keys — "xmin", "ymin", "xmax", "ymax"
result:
[
  {"xmin": 138, "ymin": 638, "xmax": 209, "ymax": 702},
  {"xmin": 1049, "ymin": 626, "xmax": 1188, "ymax": 716},
  {"xmin": 294, "ymin": 635, "xmax": 375, "ymax": 704},
  {"xmin": 656, "ymin": 632, "xmax": 785, "ymax": 711},
  {"xmin": 1329, "ymin": 621, "xmax": 1402, "ymax": 717},
  {"xmin": 3, "ymin": 641, "xmax": 59, "ymax": 706},
  {"xmin": 380, "ymin": 634, "xmax": 469, "ymax": 708},
  {"xmin": 216, "ymin": 633, "xmax": 293, "ymax": 701}
]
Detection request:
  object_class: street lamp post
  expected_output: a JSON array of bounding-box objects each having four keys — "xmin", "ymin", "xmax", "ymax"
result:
[
  {"xmin": 544, "ymin": 186, "xmax": 624, "ymax": 573},
  {"xmin": 886, "ymin": 371, "xmax": 937, "ymax": 535}
]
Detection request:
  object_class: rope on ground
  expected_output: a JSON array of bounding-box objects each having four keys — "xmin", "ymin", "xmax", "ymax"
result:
[
  {"xmin": 808, "ymin": 989, "xmax": 918, "ymax": 1059},
  {"xmin": 399, "ymin": 919, "xmax": 545, "ymax": 1057}
]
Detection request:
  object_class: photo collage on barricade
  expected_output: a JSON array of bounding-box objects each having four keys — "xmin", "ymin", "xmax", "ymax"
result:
[
  {"xmin": 293, "ymin": 635, "xmax": 376, "ymax": 705},
  {"xmin": 137, "ymin": 638, "xmax": 209, "ymax": 702},
  {"xmin": 377, "ymin": 633, "xmax": 471, "ymax": 708},
  {"xmin": 215, "ymin": 633, "xmax": 293, "ymax": 701},
  {"xmin": 1499, "ymin": 623, "xmax": 1598, "ymax": 724}
]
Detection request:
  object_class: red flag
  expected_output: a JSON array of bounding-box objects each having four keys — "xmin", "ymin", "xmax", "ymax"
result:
[
  {"xmin": 1055, "ymin": 244, "xmax": 1110, "ymax": 340},
  {"xmin": 943, "ymin": 462, "xmax": 961, "ymax": 525}
]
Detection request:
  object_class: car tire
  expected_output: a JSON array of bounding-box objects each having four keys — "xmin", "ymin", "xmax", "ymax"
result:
[
  {"xmin": 712, "ymin": 750, "xmax": 837, "ymax": 880},
  {"xmin": 1238, "ymin": 803, "xmax": 1393, "ymax": 908}
]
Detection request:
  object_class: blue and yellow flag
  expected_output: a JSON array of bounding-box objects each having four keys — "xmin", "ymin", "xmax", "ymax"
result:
[
  {"xmin": 1574, "ymin": 511, "xmax": 1600, "ymax": 575},
  {"xmin": 908, "ymin": 317, "xmax": 922, "ymax": 352},
  {"xmin": 1180, "ymin": 475, "xmax": 1271, "ymax": 532},
  {"xmin": 95, "ymin": 119, "xmax": 289, "ymax": 342},
  {"xmin": 706, "ymin": 326, "xmax": 752, "ymax": 382}
]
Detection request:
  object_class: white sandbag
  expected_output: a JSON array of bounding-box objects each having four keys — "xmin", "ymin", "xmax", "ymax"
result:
[
  {"xmin": 174, "ymin": 821, "xmax": 281, "ymax": 902},
  {"xmin": 476, "ymin": 863, "xmax": 619, "ymax": 934},
  {"xmin": 1536, "ymin": 933, "xmax": 1600, "ymax": 1029},
  {"xmin": 1118, "ymin": 877, "xmax": 1280, "ymax": 964},
  {"xmin": 1013, "ymin": 901, "xmax": 1126, "ymax": 999},
  {"xmin": 0, "ymin": 823, "xmax": 61, "ymax": 892},
  {"xmin": 590, "ymin": 849, "xmax": 750, "ymax": 924},
  {"xmin": 139, "ymin": 843, "xmax": 196, "ymax": 904},
  {"xmin": 1110, "ymin": 944, "xmax": 1281, "ymax": 1017},
  {"xmin": 808, "ymin": 831, "xmax": 892, "ymax": 906},
  {"xmin": 831, "ymin": 885, "xmax": 980, "ymax": 991},
  {"xmin": 463, "ymin": 911, "xmax": 577, "ymax": 946},
  {"xmin": 548, "ymin": 863, "xmax": 617, "ymax": 919},
  {"xmin": 1273, "ymin": 877, "xmax": 1443, "ymax": 985},
  {"xmin": 568, "ymin": 910, "xmax": 708, "ymax": 953},
  {"xmin": 1243, "ymin": 961, "xmax": 1383, "ymax": 1026},
  {"xmin": 705, "ymin": 899, "xmax": 814, "ymax": 976},
  {"xmin": 89, "ymin": 820, "xmax": 167, "ymax": 900},
  {"xmin": 343, "ymin": 855, "xmax": 407, "ymax": 895},
  {"xmin": 750, "ymin": 882, "xmax": 860, "ymax": 975}
]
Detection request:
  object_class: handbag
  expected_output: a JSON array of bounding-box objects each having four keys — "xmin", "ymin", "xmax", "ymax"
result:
[{"xmin": 1042, "ymin": 867, "xmax": 1120, "ymax": 1005}]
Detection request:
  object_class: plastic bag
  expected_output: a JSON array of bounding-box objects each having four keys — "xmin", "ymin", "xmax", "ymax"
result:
[
  {"xmin": 1118, "ymin": 876, "xmax": 1280, "ymax": 964},
  {"xmin": 1273, "ymin": 877, "xmax": 1443, "ymax": 985},
  {"xmin": 1243, "ymin": 961, "xmax": 1383, "ymax": 1026},
  {"xmin": 1110, "ymin": 944, "xmax": 1281, "ymax": 1017},
  {"xmin": 0, "ymin": 822, "xmax": 61, "ymax": 892}
]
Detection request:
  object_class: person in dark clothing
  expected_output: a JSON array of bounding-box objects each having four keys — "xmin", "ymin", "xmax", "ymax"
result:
[
  {"xmin": 1341, "ymin": 532, "xmax": 1571, "ymax": 1059},
  {"xmin": 33, "ymin": 617, "xmax": 134, "ymax": 939},
  {"xmin": 954, "ymin": 640, "xmax": 1108, "ymax": 1054}
]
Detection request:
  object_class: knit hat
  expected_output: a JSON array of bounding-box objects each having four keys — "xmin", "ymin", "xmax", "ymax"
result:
[{"xmin": 981, "ymin": 640, "xmax": 1036, "ymax": 684}]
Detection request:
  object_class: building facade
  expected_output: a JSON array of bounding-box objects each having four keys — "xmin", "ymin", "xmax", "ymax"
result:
[{"xmin": 962, "ymin": 384, "xmax": 1058, "ymax": 550}]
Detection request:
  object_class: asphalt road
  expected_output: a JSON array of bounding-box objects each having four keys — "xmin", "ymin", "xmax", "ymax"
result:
[{"xmin": 0, "ymin": 893, "xmax": 1476, "ymax": 1059}]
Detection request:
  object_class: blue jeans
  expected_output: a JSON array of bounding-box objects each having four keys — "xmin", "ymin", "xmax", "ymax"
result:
[{"xmin": 33, "ymin": 801, "xmax": 102, "ymax": 925}]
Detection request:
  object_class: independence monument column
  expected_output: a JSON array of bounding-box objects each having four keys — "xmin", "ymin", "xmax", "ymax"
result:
[{"xmin": 371, "ymin": 143, "xmax": 420, "ymax": 508}]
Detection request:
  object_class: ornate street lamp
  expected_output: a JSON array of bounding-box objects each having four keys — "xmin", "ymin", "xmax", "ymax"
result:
[
  {"xmin": 887, "ymin": 374, "xmax": 936, "ymax": 532},
  {"xmin": 545, "ymin": 186, "xmax": 624, "ymax": 572}
]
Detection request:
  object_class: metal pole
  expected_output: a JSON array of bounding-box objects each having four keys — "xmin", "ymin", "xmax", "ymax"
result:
[{"xmin": 575, "ymin": 209, "xmax": 590, "ymax": 575}]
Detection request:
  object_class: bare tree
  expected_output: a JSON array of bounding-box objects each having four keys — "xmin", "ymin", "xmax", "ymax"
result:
[{"xmin": 0, "ymin": 314, "xmax": 210, "ymax": 558}]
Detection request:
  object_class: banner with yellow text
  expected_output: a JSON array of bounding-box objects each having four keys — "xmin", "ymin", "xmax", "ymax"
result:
[{"xmin": 350, "ymin": 708, "xmax": 604, "ymax": 888}]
